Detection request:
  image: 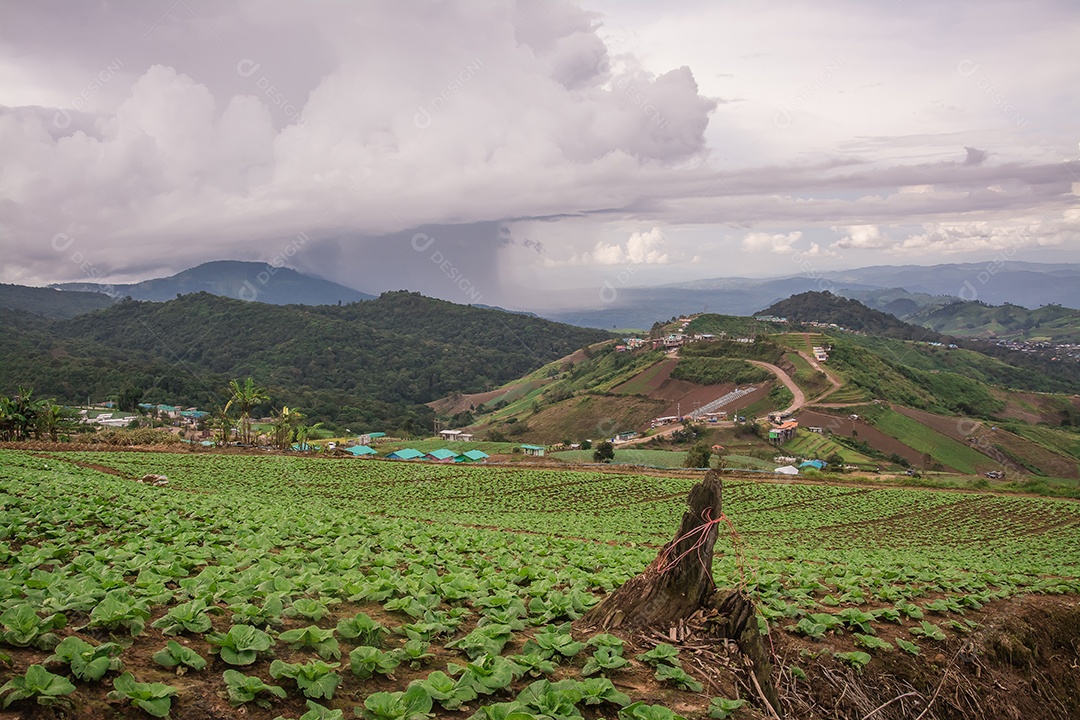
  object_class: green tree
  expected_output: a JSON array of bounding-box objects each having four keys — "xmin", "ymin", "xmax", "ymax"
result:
[
  {"xmin": 37, "ymin": 401, "xmax": 75, "ymax": 442},
  {"xmin": 211, "ymin": 407, "xmax": 236, "ymax": 445},
  {"xmin": 271, "ymin": 406, "xmax": 305, "ymax": 450},
  {"xmin": 685, "ymin": 441, "xmax": 712, "ymax": 469},
  {"xmin": 118, "ymin": 385, "xmax": 143, "ymax": 413},
  {"xmin": 226, "ymin": 378, "xmax": 269, "ymax": 445},
  {"xmin": 294, "ymin": 421, "xmax": 323, "ymax": 449},
  {"xmin": 593, "ymin": 440, "xmax": 615, "ymax": 463},
  {"xmin": 0, "ymin": 387, "xmax": 42, "ymax": 441}
]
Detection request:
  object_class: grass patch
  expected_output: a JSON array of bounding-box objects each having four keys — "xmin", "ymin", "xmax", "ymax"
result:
[
  {"xmin": 785, "ymin": 430, "xmax": 875, "ymax": 464},
  {"xmin": 550, "ymin": 448, "xmax": 689, "ymax": 467},
  {"xmin": 863, "ymin": 408, "xmax": 998, "ymax": 474},
  {"xmin": 722, "ymin": 454, "xmax": 776, "ymax": 471},
  {"xmin": 1009, "ymin": 423, "xmax": 1080, "ymax": 461},
  {"xmin": 613, "ymin": 359, "xmax": 675, "ymax": 395},
  {"xmin": 670, "ymin": 358, "xmax": 772, "ymax": 386}
]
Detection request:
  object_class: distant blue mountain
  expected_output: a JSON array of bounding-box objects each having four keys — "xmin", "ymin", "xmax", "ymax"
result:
[
  {"xmin": 541, "ymin": 262, "xmax": 1080, "ymax": 330},
  {"xmin": 51, "ymin": 260, "xmax": 373, "ymax": 306}
]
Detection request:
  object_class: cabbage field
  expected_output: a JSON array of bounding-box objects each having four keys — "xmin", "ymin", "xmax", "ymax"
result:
[{"xmin": 0, "ymin": 449, "xmax": 1078, "ymax": 719}]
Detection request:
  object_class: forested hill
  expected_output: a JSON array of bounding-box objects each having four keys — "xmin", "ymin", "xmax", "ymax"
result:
[
  {"xmin": 758, "ymin": 291, "xmax": 947, "ymax": 342},
  {"xmin": 0, "ymin": 283, "xmax": 116, "ymax": 319},
  {"xmin": 0, "ymin": 291, "xmax": 609, "ymax": 433},
  {"xmin": 908, "ymin": 300, "xmax": 1080, "ymax": 342}
]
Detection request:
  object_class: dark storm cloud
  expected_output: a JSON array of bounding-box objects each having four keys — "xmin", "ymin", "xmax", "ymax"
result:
[{"xmin": 0, "ymin": 0, "xmax": 1077, "ymax": 295}]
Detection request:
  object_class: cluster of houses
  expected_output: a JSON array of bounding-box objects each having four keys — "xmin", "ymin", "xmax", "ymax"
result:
[
  {"xmin": 78, "ymin": 409, "xmax": 132, "ymax": 428},
  {"xmin": 615, "ymin": 338, "xmax": 647, "ymax": 352},
  {"xmin": 812, "ymin": 345, "xmax": 829, "ymax": 362},
  {"xmin": 991, "ymin": 338, "xmax": 1080, "ymax": 362},
  {"xmin": 768, "ymin": 420, "xmax": 799, "ymax": 444},
  {"xmin": 615, "ymin": 315, "xmax": 772, "ymax": 353},
  {"xmin": 645, "ymin": 332, "xmax": 758, "ymax": 351},
  {"xmin": 380, "ymin": 447, "xmax": 491, "ymax": 462},
  {"xmin": 78, "ymin": 402, "xmax": 212, "ymax": 435}
]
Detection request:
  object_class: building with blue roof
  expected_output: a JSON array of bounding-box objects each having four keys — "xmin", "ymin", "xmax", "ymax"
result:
[
  {"xmin": 387, "ymin": 448, "xmax": 425, "ymax": 460},
  {"xmin": 457, "ymin": 450, "xmax": 489, "ymax": 463}
]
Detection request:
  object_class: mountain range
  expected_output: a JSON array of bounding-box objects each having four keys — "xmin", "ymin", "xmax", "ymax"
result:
[
  {"xmin": 13, "ymin": 259, "xmax": 1080, "ymax": 339},
  {"xmin": 545, "ymin": 262, "xmax": 1080, "ymax": 329},
  {"xmin": 51, "ymin": 260, "xmax": 372, "ymax": 306}
]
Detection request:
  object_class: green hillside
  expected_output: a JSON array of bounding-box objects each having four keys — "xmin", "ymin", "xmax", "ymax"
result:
[
  {"xmin": 757, "ymin": 290, "xmax": 947, "ymax": 341},
  {"xmin": 669, "ymin": 357, "xmax": 772, "ymax": 385},
  {"xmin": 684, "ymin": 313, "xmax": 777, "ymax": 337},
  {"xmin": 838, "ymin": 333, "xmax": 1080, "ymax": 397},
  {"xmin": 0, "ymin": 283, "xmax": 115, "ymax": 319},
  {"xmin": 909, "ymin": 300, "xmax": 1080, "ymax": 342},
  {"xmin": 679, "ymin": 338, "xmax": 786, "ymax": 364},
  {"xmin": 824, "ymin": 339, "xmax": 1006, "ymax": 416},
  {"xmin": 857, "ymin": 406, "xmax": 998, "ymax": 474},
  {"xmin": 0, "ymin": 291, "xmax": 608, "ymax": 433}
]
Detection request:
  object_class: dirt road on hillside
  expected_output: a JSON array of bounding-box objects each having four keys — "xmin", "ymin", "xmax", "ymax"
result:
[
  {"xmin": 795, "ymin": 350, "xmax": 844, "ymax": 404},
  {"xmin": 747, "ymin": 360, "xmax": 804, "ymax": 414}
]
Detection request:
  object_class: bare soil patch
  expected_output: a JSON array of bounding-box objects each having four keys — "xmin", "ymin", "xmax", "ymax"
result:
[
  {"xmin": 796, "ymin": 409, "xmax": 928, "ymax": 468},
  {"xmin": 777, "ymin": 593, "xmax": 1080, "ymax": 719}
]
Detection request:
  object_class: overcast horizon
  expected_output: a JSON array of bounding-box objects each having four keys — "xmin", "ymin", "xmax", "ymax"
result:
[{"xmin": 2, "ymin": 0, "xmax": 1078, "ymax": 310}]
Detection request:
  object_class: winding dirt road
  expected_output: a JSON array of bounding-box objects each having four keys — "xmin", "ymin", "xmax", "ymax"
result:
[
  {"xmin": 747, "ymin": 360, "xmax": 804, "ymax": 414},
  {"xmin": 795, "ymin": 350, "xmax": 844, "ymax": 404}
]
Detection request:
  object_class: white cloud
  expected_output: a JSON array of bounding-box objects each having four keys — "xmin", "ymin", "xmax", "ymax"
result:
[
  {"xmin": 0, "ymin": 1, "xmax": 714, "ymax": 285},
  {"xmin": 741, "ymin": 231, "xmax": 802, "ymax": 253},
  {"xmin": 831, "ymin": 224, "xmax": 890, "ymax": 249},
  {"xmin": 2, "ymin": 0, "xmax": 1080, "ymax": 296},
  {"xmin": 895, "ymin": 217, "xmax": 1074, "ymax": 254},
  {"xmin": 590, "ymin": 227, "xmax": 670, "ymax": 265},
  {"xmin": 802, "ymin": 242, "xmax": 837, "ymax": 257}
]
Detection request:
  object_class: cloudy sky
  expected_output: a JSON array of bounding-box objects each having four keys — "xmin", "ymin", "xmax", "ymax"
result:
[{"xmin": 1, "ymin": 0, "xmax": 1078, "ymax": 309}]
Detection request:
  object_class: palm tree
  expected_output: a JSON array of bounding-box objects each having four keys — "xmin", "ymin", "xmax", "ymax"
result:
[{"xmin": 225, "ymin": 378, "xmax": 269, "ymax": 445}]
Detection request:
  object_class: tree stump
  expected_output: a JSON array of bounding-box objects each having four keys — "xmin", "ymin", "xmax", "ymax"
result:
[
  {"xmin": 578, "ymin": 470, "xmax": 724, "ymax": 630},
  {"xmin": 576, "ymin": 469, "xmax": 782, "ymax": 716}
]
